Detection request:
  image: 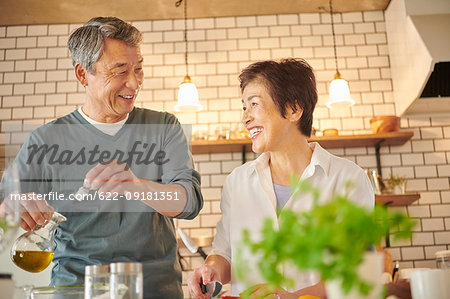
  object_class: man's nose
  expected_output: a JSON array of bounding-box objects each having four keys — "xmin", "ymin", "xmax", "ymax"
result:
[{"xmin": 126, "ymin": 72, "xmax": 141, "ymax": 90}]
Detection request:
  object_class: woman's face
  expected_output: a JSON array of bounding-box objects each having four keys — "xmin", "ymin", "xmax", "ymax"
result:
[{"xmin": 241, "ymin": 80, "xmax": 296, "ymax": 154}]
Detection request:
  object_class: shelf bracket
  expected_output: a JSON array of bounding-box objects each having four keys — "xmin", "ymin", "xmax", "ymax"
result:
[
  {"xmin": 375, "ymin": 139, "xmax": 386, "ymax": 177},
  {"xmin": 383, "ymin": 201, "xmax": 393, "ymax": 247}
]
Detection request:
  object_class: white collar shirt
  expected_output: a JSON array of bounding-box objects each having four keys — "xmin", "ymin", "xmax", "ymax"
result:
[{"xmin": 210, "ymin": 142, "xmax": 374, "ymax": 296}]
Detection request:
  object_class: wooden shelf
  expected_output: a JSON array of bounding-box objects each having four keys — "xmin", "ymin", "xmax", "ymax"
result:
[
  {"xmin": 377, "ymin": 193, "xmax": 421, "ymax": 247},
  {"xmin": 375, "ymin": 193, "xmax": 420, "ymax": 206},
  {"xmin": 192, "ymin": 138, "xmax": 253, "ymax": 155},
  {"xmin": 191, "ymin": 131, "xmax": 414, "ymax": 154}
]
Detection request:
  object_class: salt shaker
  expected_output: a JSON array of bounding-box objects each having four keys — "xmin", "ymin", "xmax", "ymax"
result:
[
  {"xmin": 110, "ymin": 262, "xmax": 143, "ymax": 299},
  {"xmin": 85, "ymin": 264, "xmax": 110, "ymax": 299},
  {"xmin": 435, "ymin": 250, "xmax": 450, "ymax": 269}
]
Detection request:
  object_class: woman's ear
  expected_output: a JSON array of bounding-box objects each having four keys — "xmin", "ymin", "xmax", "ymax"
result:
[
  {"xmin": 74, "ymin": 63, "xmax": 88, "ymax": 87},
  {"xmin": 287, "ymin": 105, "xmax": 303, "ymax": 123}
]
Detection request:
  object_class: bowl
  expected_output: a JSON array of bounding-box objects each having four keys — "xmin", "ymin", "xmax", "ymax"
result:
[
  {"xmin": 323, "ymin": 128, "xmax": 339, "ymax": 136},
  {"xmin": 370, "ymin": 116, "xmax": 400, "ymax": 134}
]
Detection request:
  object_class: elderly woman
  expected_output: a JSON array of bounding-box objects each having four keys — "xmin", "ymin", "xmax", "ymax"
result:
[{"xmin": 188, "ymin": 58, "xmax": 374, "ymax": 298}]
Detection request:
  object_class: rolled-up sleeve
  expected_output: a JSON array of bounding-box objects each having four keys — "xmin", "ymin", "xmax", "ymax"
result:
[
  {"xmin": 208, "ymin": 177, "xmax": 232, "ymax": 264},
  {"xmin": 348, "ymin": 168, "xmax": 375, "ymax": 209}
]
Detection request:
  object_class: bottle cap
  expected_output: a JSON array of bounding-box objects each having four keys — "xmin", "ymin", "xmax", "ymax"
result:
[{"xmin": 110, "ymin": 262, "xmax": 142, "ymax": 274}]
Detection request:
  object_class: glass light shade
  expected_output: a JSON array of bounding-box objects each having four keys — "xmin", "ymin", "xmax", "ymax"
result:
[
  {"xmin": 327, "ymin": 73, "xmax": 355, "ymax": 109},
  {"xmin": 175, "ymin": 76, "xmax": 202, "ymax": 112}
]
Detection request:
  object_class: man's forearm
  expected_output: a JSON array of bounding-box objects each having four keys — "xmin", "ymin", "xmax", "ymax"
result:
[{"xmin": 137, "ymin": 180, "xmax": 187, "ymax": 217}]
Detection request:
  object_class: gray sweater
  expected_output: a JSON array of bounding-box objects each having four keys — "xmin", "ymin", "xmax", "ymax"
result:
[{"xmin": 14, "ymin": 107, "xmax": 203, "ymax": 299}]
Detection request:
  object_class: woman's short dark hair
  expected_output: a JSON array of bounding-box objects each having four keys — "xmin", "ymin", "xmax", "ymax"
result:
[{"xmin": 239, "ymin": 58, "xmax": 318, "ymax": 137}]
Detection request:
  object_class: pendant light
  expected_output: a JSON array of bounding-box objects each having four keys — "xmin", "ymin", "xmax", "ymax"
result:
[
  {"xmin": 326, "ymin": 0, "xmax": 354, "ymax": 109},
  {"xmin": 175, "ymin": 0, "xmax": 202, "ymax": 112}
]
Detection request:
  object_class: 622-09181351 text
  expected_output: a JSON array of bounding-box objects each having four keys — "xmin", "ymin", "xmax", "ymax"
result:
[{"xmin": 125, "ymin": 191, "xmax": 179, "ymax": 201}]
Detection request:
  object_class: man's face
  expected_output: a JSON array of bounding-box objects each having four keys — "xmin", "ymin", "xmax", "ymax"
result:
[{"xmin": 85, "ymin": 38, "xmax": 144, "ymax": 122}]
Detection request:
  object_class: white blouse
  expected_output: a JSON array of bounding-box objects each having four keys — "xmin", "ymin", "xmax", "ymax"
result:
[{"xmin": 209, "ymin": 142, "xmax": 375, "ymax": 296}]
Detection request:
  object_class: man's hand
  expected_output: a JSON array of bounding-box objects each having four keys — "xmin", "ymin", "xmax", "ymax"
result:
[
  {"xmin": 84, "ymin": 160, "xmax": 141, "ymax": 195},
  {"xmin": 0, "ymin": 193, "xmax": 54, "ymax": 231},
  {"xmin": 84, "ymin": 160, "xmax": 187, "ymax": 217}
]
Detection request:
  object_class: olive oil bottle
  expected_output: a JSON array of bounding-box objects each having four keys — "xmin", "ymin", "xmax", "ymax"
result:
[
  {"xmin": 11, "ymin": 250, "xmax": 54, "ymax": 273},
  {"xmin": 11, "ymin": 212, "xmax": 66, "ymax": 273}
]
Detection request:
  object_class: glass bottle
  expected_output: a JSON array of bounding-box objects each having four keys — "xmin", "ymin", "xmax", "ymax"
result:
[
  {"xmin": 110, "ymin": 262, "xmax": 143, "ymax": 299},
  {"xmin": 85, "ymin": 264, "xmax": 110, "ymax": 299},
  {"xmin": 10, "ymin": 211, "xmax": 66, "ymax": 273}
]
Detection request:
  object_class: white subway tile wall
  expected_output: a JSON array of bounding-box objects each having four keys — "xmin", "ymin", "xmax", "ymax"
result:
[{"xmin": 1, "ymin": 11, "xmax": 449, "ymax": 298}]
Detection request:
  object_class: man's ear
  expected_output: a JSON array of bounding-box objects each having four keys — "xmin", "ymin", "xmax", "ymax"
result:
[{"xmin": 74, "ymin": 63, "xmax": 88, "ymax": 87}]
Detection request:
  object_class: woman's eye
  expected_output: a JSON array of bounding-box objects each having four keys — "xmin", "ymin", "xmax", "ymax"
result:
[{"xmin": 251, "ymin": 102, "xmax": 258, "ymax": 107}]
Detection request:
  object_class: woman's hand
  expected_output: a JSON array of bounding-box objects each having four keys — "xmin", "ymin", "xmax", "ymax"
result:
[{"xmin": 187, "ymin": 264, "xmax": 222, "ymax": 299}]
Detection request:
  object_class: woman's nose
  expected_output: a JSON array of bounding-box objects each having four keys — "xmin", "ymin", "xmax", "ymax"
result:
[{"xmin": 241, "ymin": 109, "xmax": 252, "ymax": 126}]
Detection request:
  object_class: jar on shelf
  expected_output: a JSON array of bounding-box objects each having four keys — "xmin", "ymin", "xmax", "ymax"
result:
[{"xmin": 435, "ymin": 250, "xmax": 450, "ymax": 269}]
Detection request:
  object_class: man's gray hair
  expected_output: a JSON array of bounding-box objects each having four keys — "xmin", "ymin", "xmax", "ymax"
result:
[{"xmin": 68, "ymin": 17, "xmax": 143, "ymax": 74}]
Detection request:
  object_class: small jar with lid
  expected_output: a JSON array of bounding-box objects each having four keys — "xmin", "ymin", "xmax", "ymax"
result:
[
  {"xmin": 84, "ymin": 264, "xmax": 110, "ymax": 299},
  {"xmin": 110, "ymin": 262, "xmax": 143, "ymax": 299},
  {"xmin": 435, "ymin": 250, "xmax": 450, "ymax": 269}
]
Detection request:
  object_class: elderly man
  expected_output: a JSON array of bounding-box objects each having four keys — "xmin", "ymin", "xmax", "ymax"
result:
[{"xmin": 5, "ymin": 17, "xmax": 203, "ymax": 298}]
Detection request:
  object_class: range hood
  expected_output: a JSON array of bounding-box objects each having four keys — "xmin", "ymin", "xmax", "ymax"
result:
[{"xmin": 385, "ymin": 0, "xmax": 450, "ymax": 116}]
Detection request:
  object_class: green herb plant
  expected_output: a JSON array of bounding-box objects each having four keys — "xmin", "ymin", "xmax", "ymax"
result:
[
  {"xmin": 384, "ymin": 174, "xmax": 407, "ymax": 193},
  {"xmin": 237, "ymin": 179, "xmax": 415, "ymax": 298}
]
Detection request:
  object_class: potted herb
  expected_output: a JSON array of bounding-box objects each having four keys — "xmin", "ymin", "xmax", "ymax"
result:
[
  {"xmin": 237, "ymin": 180, "xmax": 415, "ymax": 299},
  {"xmin": 384, "ymin": 174, "xmax": 407, "ymax": 194}
]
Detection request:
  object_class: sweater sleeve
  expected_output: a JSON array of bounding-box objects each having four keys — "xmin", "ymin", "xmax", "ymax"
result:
[{"xmin": 160, "ymin": 113, "xmax": 203, "ymax": 220}]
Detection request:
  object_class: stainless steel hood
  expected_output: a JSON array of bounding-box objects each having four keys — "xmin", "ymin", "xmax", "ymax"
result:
[{"xmin": 385, "ymin": 0, "xmax": 450, "ymax": 116}]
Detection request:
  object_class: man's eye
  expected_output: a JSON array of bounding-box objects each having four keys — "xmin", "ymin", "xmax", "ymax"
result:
[{"xmin": 251, "ymin": 102, "xmax": 257, "ymax": 107}]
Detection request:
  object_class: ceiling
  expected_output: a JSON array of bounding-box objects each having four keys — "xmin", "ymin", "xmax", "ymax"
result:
[{"xmin": 1, "ymin": 0, "xmax": 390, "ymax": 26}]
